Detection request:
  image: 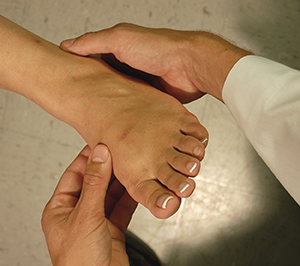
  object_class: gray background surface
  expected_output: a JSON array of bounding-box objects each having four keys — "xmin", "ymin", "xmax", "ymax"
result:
[{"xmin": 0, "ymin": 1, "xmax": 300, "ymax": 265}]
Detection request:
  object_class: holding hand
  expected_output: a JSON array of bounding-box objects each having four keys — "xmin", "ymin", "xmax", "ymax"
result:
[
  {"xmin": 61, "ymin": 23, "xmax": 252, "ymax": 103},
  {"xmin": 42, "ymin": 144, "xmax": 137, "ymax": 266}
]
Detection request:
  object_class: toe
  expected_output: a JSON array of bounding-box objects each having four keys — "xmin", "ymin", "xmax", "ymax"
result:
[
  {"xmin": 180, "ymin": 115, "xmax": 209, "ymax": 148},
  {"xmin": 127, "ymin": 178, "xmax": 181, "ymax": 219},
  {"xmin": 174, "ymin": 134, "xmax": 205, "ymax": 160},
  {"xmin": 166, "ymin": 149, "xmax": 201, "ymax": 177},
  {"xmin": 157, "ymin": 163, "xmax": 196, "ymax": 198}
]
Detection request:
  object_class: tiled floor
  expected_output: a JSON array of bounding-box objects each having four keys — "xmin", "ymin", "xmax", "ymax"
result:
[{"xmin": 0, "ymin": 1, "xmax": 300, "ymax": 265}]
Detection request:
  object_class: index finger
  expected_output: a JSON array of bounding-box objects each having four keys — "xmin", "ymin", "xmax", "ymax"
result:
[
  {"xmin": 52, "ymin": 145, "xmax": 91, "ymax": 201},
  {"xmin": 60, "ymin": 29, "xmax": 112, "ymax": 56}
]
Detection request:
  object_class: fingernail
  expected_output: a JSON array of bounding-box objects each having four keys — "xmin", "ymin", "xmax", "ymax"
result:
[
  {"xmin": 187, "ymin": 162, "xmax": 197, "ymax": 173},
  {"xmin": 193, "ymin": 146, "xmax": 201, "ymax": 156},
  {"xmin": 179, "ymin": 183, "xmax": 190, "ymax": 194},
  {"xmin": 62, "ymin": 38, "xmax": 75, "ymax": 48},
  {"xmin": 201, "ymin": 137, "xmax": 208, "ymax": 145},
  {"xmin": 92, "ymin": 144, "xmax": 109, "ymax": 163},
  {"xmin": 157, "ymin": 194, "xmax": 174, "ymax": 209}
]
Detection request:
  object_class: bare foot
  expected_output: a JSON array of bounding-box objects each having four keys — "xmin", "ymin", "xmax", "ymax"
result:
[
  {"xmin": 0, "ymin": 16, "xmax": 207, "ymax": 219},
  {"xmin": 67, "ymin": 58, "xmax": 209, "ymax": 219}
]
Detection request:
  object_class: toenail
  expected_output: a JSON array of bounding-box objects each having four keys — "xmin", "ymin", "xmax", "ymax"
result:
[
  {"xmin": 179, "ymin": 183, "xmax": 190, "ymax": 194},
  {"xmin": 201, "ymin": 137, "xmax": 208, "ymax": 145},
  {"xmin": 187, "ymin": 162, "xmax": 197, "ymax": 173},
  {"xmin": 193, "ymin": 146, "xmax": 202, "ymax": 156},
  {"xmin": 157, "ymin": 194, "xmax": 174, "ymax": 209}
]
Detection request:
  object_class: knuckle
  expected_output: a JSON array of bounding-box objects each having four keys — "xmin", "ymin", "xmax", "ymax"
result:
[
  {"xmin": 84, "ymin": 167, "xmax": 104, "ymax": 186},
  {"xmin": 112, "ymin": 22, "xmax": 131, "ymax": 31},
  {"xmin": 109, "ymin": 23, "xmax": 140, "ymax": 55},
  {"xmin": 111, "ymin": 22, "xmax": 137, "ymax": 40},
  {"xmin": 76, "ymin": 31, "xmax": 94, "ymax": 44}
]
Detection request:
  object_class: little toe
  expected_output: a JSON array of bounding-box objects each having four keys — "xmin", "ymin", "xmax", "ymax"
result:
[
  {"xmin": 175, "ymin": 134, "xmax": 205, "ymax": 160},
  {"xmin": 166, "ymin": 149, "xmax": 200, "ymax": 177},
  {"xmin": 180, "ymin": 115, "xmax": 209, "ymax": 148},
  {"xmin": 157, "ymin": 163, "xmax": 196, "ymax": 198},
  {"xmin": 128, "ymin": 178, "xmax": 181, "ymax": 219}
]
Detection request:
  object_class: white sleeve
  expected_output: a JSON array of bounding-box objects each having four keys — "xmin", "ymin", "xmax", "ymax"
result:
[{"xmin": 222, "ymin": 55, "xmax": 300, "ymax": 204}]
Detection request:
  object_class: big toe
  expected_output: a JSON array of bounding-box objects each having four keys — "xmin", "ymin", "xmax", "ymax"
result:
[{"xmin": 128, "ymin": 179, "xmax": 181, "ymax": 219}]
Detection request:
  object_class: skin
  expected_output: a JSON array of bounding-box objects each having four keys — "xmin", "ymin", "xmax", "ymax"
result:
[
  {"xmin": 56, "ymin": 23, "xmax": 254, "ymax": 265},
  {"xmin": 0, "ymin": 16, "xmax": 208, "ymax": 218},
  {"xmin": 61, "ymin": 23, "xmax": 253, "ymax": 103},
  {"xmin": 42, "ymin": 144, "xmax": 136, "ymax": 266}
]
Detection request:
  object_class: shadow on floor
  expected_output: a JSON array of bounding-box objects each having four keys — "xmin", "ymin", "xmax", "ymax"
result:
[
  {"xmin": 167, "ymin": 197, "xmax": 300, "ymax": 266},
  {"xmin": 166, "ymin": 145, "xmax": 300, "ymax": 265}
]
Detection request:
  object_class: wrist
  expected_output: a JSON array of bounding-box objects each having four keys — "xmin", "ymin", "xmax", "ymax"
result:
[{"xmin": 182, "ymin": 31, "xmax": 252, "ymax": 101}]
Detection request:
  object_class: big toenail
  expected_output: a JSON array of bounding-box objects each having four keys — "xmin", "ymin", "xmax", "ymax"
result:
[
  {"xmin": 193, "ymin": 146, "xmax": 201, "ymax": 156},
  {"xmin": 157, "ymin": 194, "xmax": 174, "ymax": 209},
  {"xmin": 187, "ymin": 162, "xmax": 197, "ymax": 173},
  {"xmin": 179, "ymin": 183, "xmax": 190, "ymax": 193}
]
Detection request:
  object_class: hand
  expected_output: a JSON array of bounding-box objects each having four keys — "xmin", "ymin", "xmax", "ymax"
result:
[
  {"xmin": 61, "ymin": 23, "xmax": 252, "ymax": 103},
  {"xmin": 42, "ymin": 144, "xmax": 137, "ymax": 266}
]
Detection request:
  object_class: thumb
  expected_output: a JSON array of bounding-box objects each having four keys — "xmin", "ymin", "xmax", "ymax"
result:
[
  {"xmin": 60, "ymin": 31, "xmax": 111, "ymax": 56},
  {"xmin": 78, "ymin": 144, "xmax": 112, "ymax": 216}
]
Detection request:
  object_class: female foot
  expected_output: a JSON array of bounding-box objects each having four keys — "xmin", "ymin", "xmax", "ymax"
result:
[{"xmin": 68, "ymin": 58, "xmax": 208, "ymax": 219}]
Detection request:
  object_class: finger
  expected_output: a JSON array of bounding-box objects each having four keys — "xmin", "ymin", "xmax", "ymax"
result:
[
  {"xmin": 52, "ymin": 145, "xmax": 91, "ymax": 203},
  {"xmin": 105, "ymin": 177, "xmax": 126, "ymax": 218},
  {"xmin": 60, "ymin": 30, "xmax": 112, "ymax": 56},
  {"xmin": 78, "ymin": 143, "xmax": 113, "ymax": 217},
  {"xmin": 42, "ymin": 145, "xmax": 91, "ymax": 233},
  {"xmin": 108, "ymin": 191, "xmax": 138, "ymax": 233}
]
